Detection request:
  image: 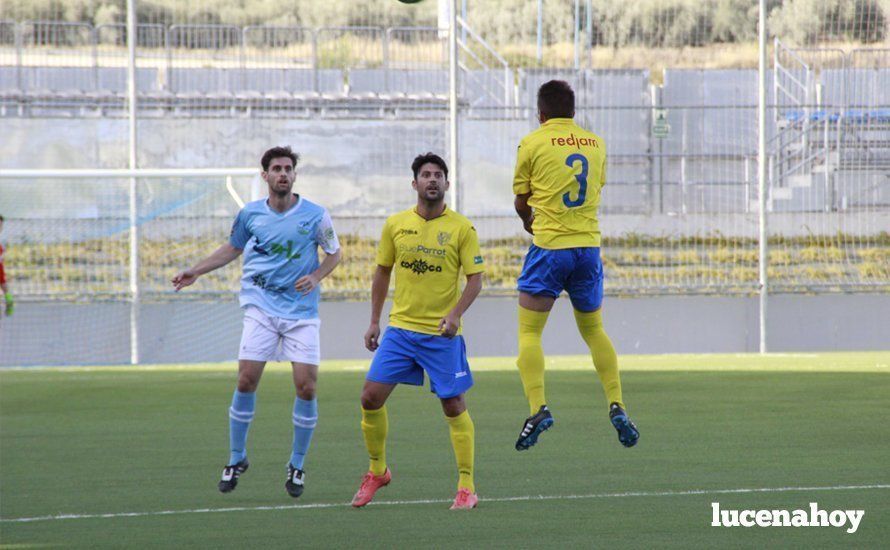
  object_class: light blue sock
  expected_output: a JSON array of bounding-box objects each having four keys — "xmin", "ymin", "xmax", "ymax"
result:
[
  {"xmin": 290, "ymin": 397, "xmax": 318, "ymax": 470},
  {"xmin": 228, "ymin": 390, "xmax": 256, "ymax": 465}
]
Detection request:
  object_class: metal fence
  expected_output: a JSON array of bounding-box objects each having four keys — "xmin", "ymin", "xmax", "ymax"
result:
[{"xmin": 0, "ymin": 1, "xmax": 888, "ymax": 365}]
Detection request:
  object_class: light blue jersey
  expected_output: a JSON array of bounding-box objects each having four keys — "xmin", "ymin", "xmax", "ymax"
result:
[{"xmin": 229, "ymin": 195, "xmax": 340, "ymax": 319}]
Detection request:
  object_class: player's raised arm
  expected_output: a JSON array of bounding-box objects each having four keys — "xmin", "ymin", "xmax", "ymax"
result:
[{"xmin": 172, "ymin": 243, "xmax": 242, "ymax": 291}]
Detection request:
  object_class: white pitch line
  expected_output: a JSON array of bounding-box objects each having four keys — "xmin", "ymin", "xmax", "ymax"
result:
[{"xmin": 2, "ymin": 484, "xmax": 888, "ymax": 524}]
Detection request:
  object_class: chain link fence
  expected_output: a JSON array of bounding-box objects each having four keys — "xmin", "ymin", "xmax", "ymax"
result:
[{"xmin": 0, "ymin": 0, "xmax": 887, "ymax": 364}]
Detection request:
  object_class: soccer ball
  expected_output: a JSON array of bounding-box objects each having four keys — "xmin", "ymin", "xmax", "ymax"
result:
[{"xmin": 397, "ymin": 0, "xmax": 425, "ymax": 4}]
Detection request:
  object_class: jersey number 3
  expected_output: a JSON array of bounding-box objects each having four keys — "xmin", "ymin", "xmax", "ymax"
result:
[{"xmin": 563, "ymin": 153, "xmax": 588, "ymax": 208}]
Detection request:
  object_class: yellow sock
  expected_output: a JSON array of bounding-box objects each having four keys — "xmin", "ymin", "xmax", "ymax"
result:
[
  {"xmin": 446, "ymin": 410, "xmax": 475, "ymax": 493},
  {"xmin": 573, "ymin": 309, "xmax": 624, "ymax": 409},
  {"xmin": 361, "ymin": 405, "xmax": 388, "ymax": 476},
  {"xmin": 517, "ymin": 306, "xmax": 550, "ymax": 415}
]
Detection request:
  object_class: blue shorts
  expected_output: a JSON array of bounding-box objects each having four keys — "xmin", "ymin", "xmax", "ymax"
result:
[
  {"xmin": 517, "ymin": 244, "xmax": 604, "ymax": 312},
  {"xmin": 367, "ymin": 327, "xmax": 474, "ymax": 399}
]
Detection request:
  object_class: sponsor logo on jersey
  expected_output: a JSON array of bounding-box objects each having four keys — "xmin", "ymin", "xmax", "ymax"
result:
[
  {"xmin": 401, "ymin": 259, "xmax": 443, "ymax": 274},
  {"xmin": 249, "ymin": 273, "xmax": 290, "ymax": 293},
  {"xmin": 398, "ymin": 244, "xmax": 447, "ymax": 257},
  {"xmin": 270, "ymin": 240, "xmax": 302, "ymax": 260},
  {"xmin": 253, "ymin": 239, "xmax": 302, "ymax": 260},
  {"xmin": 550, "ymin": 133, "xmax": 599, "ymax": 149}
]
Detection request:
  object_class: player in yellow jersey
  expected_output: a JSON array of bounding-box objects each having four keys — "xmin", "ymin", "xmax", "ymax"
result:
[
  {"xmin": 351, "ymin": 153, "xmax": 484, "ymax": 510},
  {"xmin": 512, "ymin": 80, "xmax": 639, "ymax": 451},
  {"xmin": 0, "ymin": 215, "xmax": 13, "ymax": 317}
]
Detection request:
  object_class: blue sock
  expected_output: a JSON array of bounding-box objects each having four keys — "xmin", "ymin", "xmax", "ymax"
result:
[
  {"xmin": 228, "ymin": 390, "xmax": 256, "ymax": 465},
  {"xmin": 290, "ymin": 397, "xmax": 318, "ymax": 470}
]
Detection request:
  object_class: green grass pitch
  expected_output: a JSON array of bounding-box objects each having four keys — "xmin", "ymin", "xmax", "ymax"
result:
[{"xmin": 1, "ymin": 352, "xmax": 888, "ymax": 548}]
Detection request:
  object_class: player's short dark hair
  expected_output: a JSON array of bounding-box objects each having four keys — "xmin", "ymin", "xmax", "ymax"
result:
[
  {"xmin": 411, "ymin": 152, "xmax": 448, "ymax": 180},
  {"xmin": 0, "ymin": 214, "xmax": 4, "ymax": 221},
  {"xmin": 261, "ymin": 146, "xmax": 299, "ymax": 171},
  {"xmin": 537, "ymin": 80, "xmax": 575, "ymax": 119}
]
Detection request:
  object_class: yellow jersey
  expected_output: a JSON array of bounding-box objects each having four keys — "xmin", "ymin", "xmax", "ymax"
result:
[
  {"xmin": 376, "ymin": 206, "xmax": 485, "ymax": 335},
  {"xmin": 512, "ymin": 118, "xmax": 607, "ymax": 249}
]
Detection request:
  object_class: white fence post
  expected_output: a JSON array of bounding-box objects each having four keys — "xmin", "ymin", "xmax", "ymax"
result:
[
  {"xmin": 127, "ymin": 0, "xmax": 140, "ymax": 365},
  {"xmin": 449, "ymin": 0, "xmax": 459, "ymax": 212},
  {"xmin": 758, "ymin": 0, "xmax": 769, "ymax": 353}
]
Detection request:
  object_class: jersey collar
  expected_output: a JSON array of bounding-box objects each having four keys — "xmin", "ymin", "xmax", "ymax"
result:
[
  {"xmin": 543, "ymin": 118, "xmax": 574, "ymax": 127},
  {"xmin": 265, "ymin": 194, "xmax": 302, "ymax": 217},
  {"xmin": 412, "ymin": 204, "xmax": 449, "ymax": 222}
]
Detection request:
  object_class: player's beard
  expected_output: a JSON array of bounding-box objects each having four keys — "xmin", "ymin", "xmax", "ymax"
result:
[
  {"xmin": 422, "ymin": 188, "xmax": 443, "ymax": 204},
  {"xmin": 422, "ymin": 183, "xmax": 443, "ymax": 200},
  {"xmin": 270, "ymin": 179, "xmax": 293, "ymax": 197}
]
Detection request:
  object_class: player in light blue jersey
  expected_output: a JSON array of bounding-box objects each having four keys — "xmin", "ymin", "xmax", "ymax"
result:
[{"xmin": 172, "ymin": 146, "xmax": 341, "ymax": 499}]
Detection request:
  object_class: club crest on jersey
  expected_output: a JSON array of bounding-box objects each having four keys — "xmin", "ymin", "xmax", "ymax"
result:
[
  {"xmin": 437, "ymin": 231, "xmax": 452, "ymax": 246},
  {"xmin": 297, "ymin": 221, "xmax": 313, "ymax": 235}
]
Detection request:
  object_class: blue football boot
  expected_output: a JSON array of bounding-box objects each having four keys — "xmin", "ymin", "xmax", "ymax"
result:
[
  {"xmin": 609, "ymin": 403, "xmax": 639, "ymax": 447},
  {"xmin": 515, "ymin": 405, "xmax": 554, "ymax": 451}
]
